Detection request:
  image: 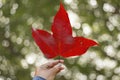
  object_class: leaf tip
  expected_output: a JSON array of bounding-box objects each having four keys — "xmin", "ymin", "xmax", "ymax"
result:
[
  {"xmin": 59, "ymin": 2, "xmax": 65, "ymax": 12},
  {"xmin": 92, "ymin": 41, "xmax": 99, "ymax": 46}
]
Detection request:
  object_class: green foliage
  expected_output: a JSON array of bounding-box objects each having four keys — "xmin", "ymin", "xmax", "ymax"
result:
[{"xmin": 0, "ymin": 0, "xmax": 120, "ymax": 80}]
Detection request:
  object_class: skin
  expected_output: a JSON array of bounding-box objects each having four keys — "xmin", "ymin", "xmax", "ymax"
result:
[{"xmin": 34, "ymin": 60, "xmax": 64, "ymax": 80}]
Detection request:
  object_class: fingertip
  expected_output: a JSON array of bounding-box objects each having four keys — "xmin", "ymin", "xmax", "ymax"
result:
[
  {"xmin": 59, "ymin": 67, "xmax": 64, "ymax": 70},
  {"xmin": 59, "ymin": 60, "xmax": 64, "ymax": 62}
]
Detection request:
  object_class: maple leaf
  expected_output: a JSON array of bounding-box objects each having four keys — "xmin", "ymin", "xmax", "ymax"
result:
[{"xmin": 32, "ymin": 3, "xmax": 98, "ymax": 58}]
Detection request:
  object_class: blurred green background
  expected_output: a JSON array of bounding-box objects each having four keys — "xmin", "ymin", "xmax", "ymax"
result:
[{"xmin": 0, "ymin": 0, "xmax": 120, "ymax": 80}]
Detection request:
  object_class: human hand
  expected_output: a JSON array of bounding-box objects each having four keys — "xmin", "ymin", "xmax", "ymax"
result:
[{"xmin": 34, "ymin": 60, "xmax": 64, "ymax": 80}]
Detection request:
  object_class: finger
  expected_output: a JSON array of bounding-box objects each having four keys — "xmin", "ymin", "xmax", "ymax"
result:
[
  {"xmin": 49, "ymin": 60, "xmax": 64, "ymax": 67},
  {"xmin": 42, "ymin": 60, "xmax": 64, "ymax": 68}
]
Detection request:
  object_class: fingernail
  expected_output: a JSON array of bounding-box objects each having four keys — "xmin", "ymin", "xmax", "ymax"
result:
[{"xmin": 59, "ymin": 60, "xmax": 64, "ymax": 63}]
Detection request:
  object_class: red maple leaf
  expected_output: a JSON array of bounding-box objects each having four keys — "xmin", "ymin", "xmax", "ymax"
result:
[{"xmin": 32, "ymin": 3, "xmax": 98, "ymax": 58}]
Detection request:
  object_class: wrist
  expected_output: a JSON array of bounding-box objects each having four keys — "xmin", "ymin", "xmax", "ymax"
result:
[{"xmin": 33, "ymin": 76, "xmax": 46, "ymax": 80}]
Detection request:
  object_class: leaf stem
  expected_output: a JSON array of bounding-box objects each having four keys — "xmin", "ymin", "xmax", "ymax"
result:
[{"xmin": 59, "ymin": 55, "xmax": 61, "ymax": 63}]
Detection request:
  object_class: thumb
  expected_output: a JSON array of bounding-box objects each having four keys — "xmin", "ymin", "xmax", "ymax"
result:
[{"xmin": 50, "ymin": 63, "xmax": 64, "ymax": 74}]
